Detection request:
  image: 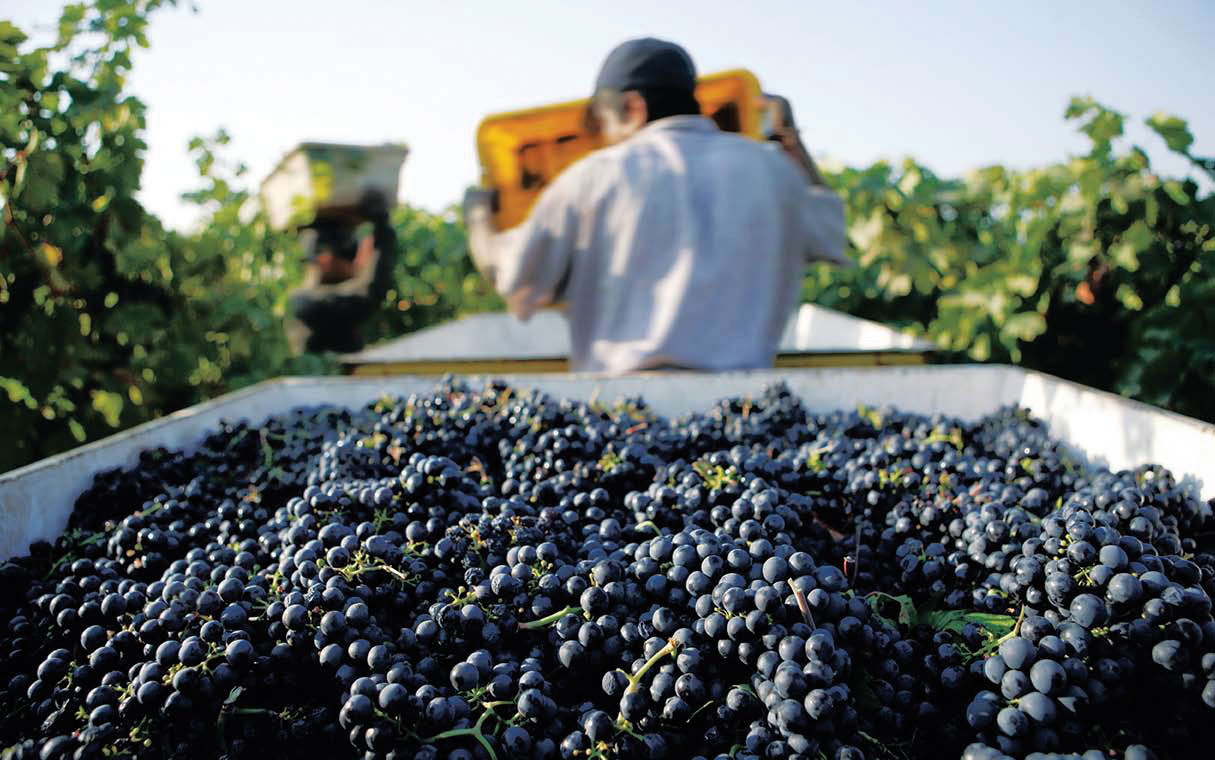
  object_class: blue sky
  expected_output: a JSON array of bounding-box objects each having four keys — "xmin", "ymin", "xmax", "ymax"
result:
[{"xmin": 5, "ymin": 1, "xmax": 1213, "ymax": 229}]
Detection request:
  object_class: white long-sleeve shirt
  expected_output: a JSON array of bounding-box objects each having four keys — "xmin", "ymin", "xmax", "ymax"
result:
[{"xmin": 480, "ymin": 115, "xmax": 849, "ymax": 373}]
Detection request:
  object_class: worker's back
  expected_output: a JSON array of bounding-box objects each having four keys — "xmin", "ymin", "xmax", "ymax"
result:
[{"xmin": 518, "ymin": 114, "xmax": 844, "ymax": 372}]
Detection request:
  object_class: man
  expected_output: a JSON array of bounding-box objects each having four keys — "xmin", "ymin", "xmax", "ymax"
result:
[
  {"xmin": 463, "ymin": 38, "xmax": 850, "ymax": 373},
  {"xmin": 286, "ymin": 189, "xmax": 397, "ymax": 354}
]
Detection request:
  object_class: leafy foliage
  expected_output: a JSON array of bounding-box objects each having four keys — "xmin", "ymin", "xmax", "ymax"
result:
[
  {"xmin": 360, "ymin": 206, "xmax": 502, "ymax": 347},
  {"xmin": 808, "ymin": 98, "xmax": 1215, "ymax": 421},
  {"xmin": 1, "ymin": 1, "xmax": 182, "ymax": 470},
  {"xmin": 0, "ymin": 2, "xmax": 494, "ymax": 472}
]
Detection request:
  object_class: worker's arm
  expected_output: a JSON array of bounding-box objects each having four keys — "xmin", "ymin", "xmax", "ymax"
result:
[
  {"xmin": 463, "ymin": 172, "xmax": 581, "ymax": 319},
  {"xmin": 328, "ymin": 235, "xmax": 380, "ymax": 296},
  {"xmin": 772, "ymin": 150, "xmax": 848, "ymax": 267},
  {"xmin": 760, "ymin": 96, "xmax": 848, "ymax": 264},
  {"xmin": 774, "ymin": 128, "xmax": 827, "ymax": 187},
  {"xmin": 313, "ymin": 251, "xmax": 361, "ymax": 284},
  {"xmin": 763, "ymin": 94, "xmax": 827, "ymax": 187},
  {"xmin": 796, "ymin": 186, "xmax": 850, "ymax": 266},
  {"xmin": 298, "ymin": 234, "xmax": 385, "ymax": 299},
  {"xmin": 300, "ymin": 261, "xmax": 323, "ymax": 288}
]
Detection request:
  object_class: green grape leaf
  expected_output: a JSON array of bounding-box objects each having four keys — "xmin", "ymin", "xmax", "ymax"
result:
[{"xmin": 1146, "ymin": 112, "xmax": 1194, "ymax": 155}]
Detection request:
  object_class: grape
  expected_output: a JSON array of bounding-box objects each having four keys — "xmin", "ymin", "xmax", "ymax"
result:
[
  {"xmin": 998, "ymin": 637, "xmax": 1037, "ymax": 671},
  {"xmin": 997, "ymin": 705, "xmax": 1030, "ymax": 737},
  {"xmin": 1067, "ymin": 594, "xmax": 1108, "ymax": 629},
  {"xmin": 1018, "ymin": 691, "xmax": 1056, "ymax": 724},
  {"xmin": 1152, "ymin": 640, "xmax": 1188, "ymax": 672},
  {"xmin": 0, "ymin": 380, "xmax": 1210, "ymax": 759},
  {"xmin": 1028, "ymin": 659, "xmax": 1067, "ymax": 696}
]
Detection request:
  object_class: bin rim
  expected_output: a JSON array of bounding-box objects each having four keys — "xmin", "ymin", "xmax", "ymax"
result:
[
  {"xmin": 3, "ymin": 363, "xmax": 1212, "ymax": 483},
  {"xmin": 2, "ymin": 364, "xmax": 1212, "ymax": 560}
]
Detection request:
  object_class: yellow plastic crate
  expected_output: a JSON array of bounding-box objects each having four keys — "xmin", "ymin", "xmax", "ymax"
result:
[{"xmin": 476, "ymin": 69, "xmax": 764, "ymax": 230}]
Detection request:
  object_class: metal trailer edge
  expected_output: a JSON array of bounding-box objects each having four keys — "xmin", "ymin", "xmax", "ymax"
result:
[{"xmin": 1, "ymin": 365, "xmax": 1212, "ymax": 560}]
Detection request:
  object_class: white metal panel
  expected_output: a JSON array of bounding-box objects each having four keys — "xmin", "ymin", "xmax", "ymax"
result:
[
  {"xmin": 344, "ymin": 304, "xmax": 933, "ymax": 364},
  {"xmin": 1016, "ymin": 372, "xmax": 1215, "ymax": 494},
  {"xmin": 351, "ymin": 311, "xmax": 571, "ymax": 362},
  {"xmin": 1, "ymin": 366, "xmax": 1211, "ymax": 561},
  {"xmin": 0, "ymin": 377, "xmax": 432, "ymax": 563},
  {"xmin": 779, "ymin": 305, "xmax": 932, "ymax": 351}
]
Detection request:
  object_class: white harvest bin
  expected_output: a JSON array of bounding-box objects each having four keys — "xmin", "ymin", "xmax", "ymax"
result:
[
  {"xmin": 341, "ymin": 305, "xmax": 935, "ymax": 375},
  {"xmin": 259, "ymin": 142, "xmax": 409, "ymax": 230},
  {"xmin": 0, "ymin": 366, "xmax": 1211, "ymax": 560}
]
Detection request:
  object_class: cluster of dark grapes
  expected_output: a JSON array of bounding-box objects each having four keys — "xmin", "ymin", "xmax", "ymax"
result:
[{"xmin": 0, "ymin": 379, "xmax": 1212, "ymax": 760}]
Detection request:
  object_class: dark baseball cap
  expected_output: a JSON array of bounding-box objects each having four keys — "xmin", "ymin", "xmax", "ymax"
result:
[{"xmin": 593, "ymin": 38, "xmax": 696, "ymax": 95}]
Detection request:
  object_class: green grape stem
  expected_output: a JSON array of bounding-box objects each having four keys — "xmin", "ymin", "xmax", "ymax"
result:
[
  {"xmin": 518, "ymin": 605, "xmax": 582, "ymax": 630},
  {"xmin": 627, "ymin": 640, "xmax": 677, "ymax": 688}
]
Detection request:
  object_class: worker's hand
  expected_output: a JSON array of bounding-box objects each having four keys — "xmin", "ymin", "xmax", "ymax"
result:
[
  {"xmin": 314, "ymin": 251, "xmax": 358, "ymax": 284},
  {"xmin": 761, "ymin": 94, "xmax": 797, "ymax": 138},
  {"xmin": 352, "ymin": 234, "xmax": 376, "ymax": 272},
  {"xmin": 357, "ymin": 188, "xmax": 390, "ymax": 222},
  {"xmin": 770, "ymin": 126, "xmax": 803, "ymax": 154},
  {"xmin": 462, "ymin": 188, "xmax": 497, "ymax": 226},
  {"xmin": 462, "ymin": 189, "xmax": 500, "ymax": 284}
]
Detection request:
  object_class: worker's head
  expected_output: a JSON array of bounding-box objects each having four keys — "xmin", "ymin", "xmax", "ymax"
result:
[{"xmin": 588, "ymin": 38, "xmax": 700, "ymax": 145}]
